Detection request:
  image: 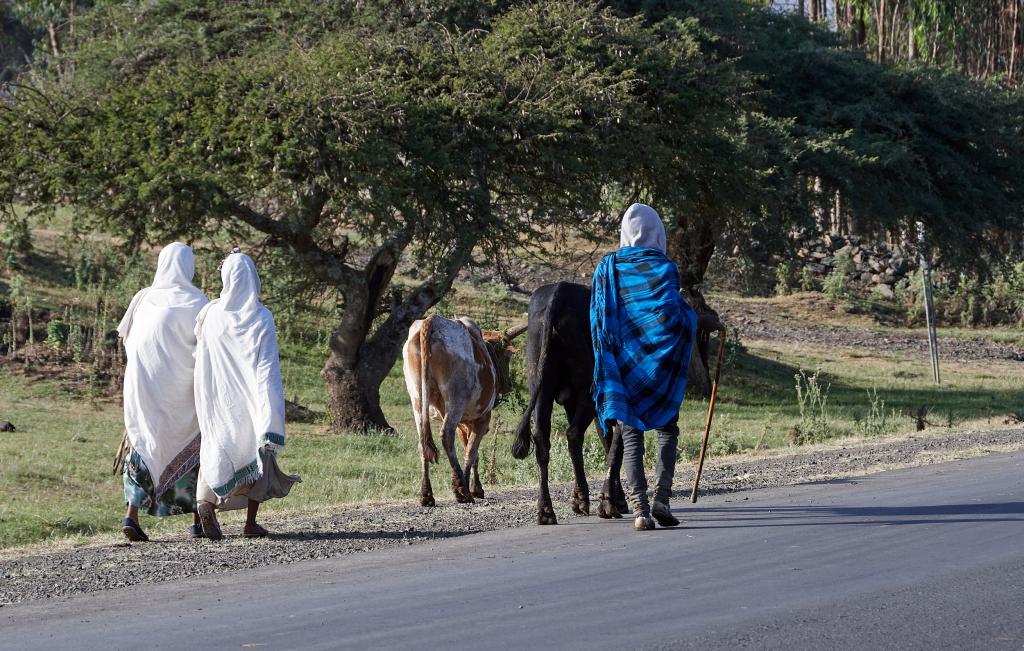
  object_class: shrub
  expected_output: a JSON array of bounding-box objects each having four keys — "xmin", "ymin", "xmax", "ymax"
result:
[
  {"xmin": 822, "ymin": 269, "xmax": 848, "ymax": 301},
  {"xmin": 46, "ymin": 320, "xmax": 70, "ymax": 348},
  {"xmin": 857, "ymin": 388, "xmax": 898, "ymax": 437},
  {"xmin": 710, "ymin": 434, "xmax": 740, "ymax": 457},
  {"xmin": 799, "ymin": 266, "xmax": 819, "ymax": 292},
  {"xmin": 794, "ymin": 369, "xmax": 832, "ymax": 443},
  {"xmin": 774, "ymin": 260, "xmax": 799, "ymax": 296},
  {"xmin": 833, "ymin": 250, "xmax": 856, "ymax": 276}
]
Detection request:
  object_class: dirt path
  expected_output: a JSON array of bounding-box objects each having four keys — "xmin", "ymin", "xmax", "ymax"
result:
[
  {"xmin": 715, "ymin": 296, "xmax": 1024, "ymax": 362},
  {"xmin": 3, "ymin": 425, "xmax": 1021, "ymax": 606}
]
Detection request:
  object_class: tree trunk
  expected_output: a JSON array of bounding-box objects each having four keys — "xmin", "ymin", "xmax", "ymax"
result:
[
  {"xmin": 854, "ymin": 6, "xmax": 867, "ymax": 49},
  {"xmin": 321, "ymin": 351, "xmax": 394, "ymax": 433},
  {"xmin": 877, "ymin": 0, "xmax": 886, "ymax": 61},
  {"xmin": 319, "ymin": 224, "xmax": 477, "ymax": 433},
  {"xmin": 321, "ymin": 247, "xmax": 399, "ymax": 433}
]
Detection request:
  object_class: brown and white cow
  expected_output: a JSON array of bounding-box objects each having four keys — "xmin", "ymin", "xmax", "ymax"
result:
[{"xmin": 402, "ymin": 315, "xmax": 526, "ymax": 506}]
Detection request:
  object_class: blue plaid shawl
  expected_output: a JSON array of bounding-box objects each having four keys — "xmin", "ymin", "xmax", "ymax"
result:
[{"xmin": 591, "ymin": 247, "xmax": 697, "ymax": 432}]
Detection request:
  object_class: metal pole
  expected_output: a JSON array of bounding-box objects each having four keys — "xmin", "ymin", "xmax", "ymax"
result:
[{"xmin": 917, "ymin": 223, "xmax": 941, "ymax": 384}]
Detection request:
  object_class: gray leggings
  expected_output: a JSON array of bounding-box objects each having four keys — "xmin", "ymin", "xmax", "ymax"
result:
[{"xmin": 618, "ymin": 416, "xmax": 679, "ymax": 517}]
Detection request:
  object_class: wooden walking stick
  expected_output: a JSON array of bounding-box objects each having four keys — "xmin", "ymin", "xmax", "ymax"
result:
[
  {"xmin": 690, "ymin": 325, "xmax": 728, "ymax": 503},
  {"xmin": 112, "ymin": 429, "xmax": 130, "ymax": 475}
]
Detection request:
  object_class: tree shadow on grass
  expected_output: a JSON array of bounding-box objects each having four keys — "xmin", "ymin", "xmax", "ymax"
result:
[{"xmin": 720, "ymin": 345, "xmax": 1024, "ymax": 423}]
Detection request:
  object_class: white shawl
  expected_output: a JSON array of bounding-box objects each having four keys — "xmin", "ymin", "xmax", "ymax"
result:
[
  {"xmin": 194, "ymin": 252, "xmax": 286, "ymax": 498},
  {"xmin": 118, "ymin": 242, "xmax": 208, "ymax": 495},
  {"xmin": 619, "ymin": 203, "xmax": 667, "ymax": 253}
]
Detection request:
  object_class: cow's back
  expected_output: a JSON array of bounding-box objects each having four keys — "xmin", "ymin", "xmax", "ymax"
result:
[
  {"xmin": 526, "ymin": 282, "xmax": 594, "ymax": 392},
  {"xmin": 402, "ymin": 315, "xmax": 493, "ymax": 421}
]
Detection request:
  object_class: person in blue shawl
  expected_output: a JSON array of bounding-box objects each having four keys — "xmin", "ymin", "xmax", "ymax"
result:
[{"xmin": 591, "ymin": 203, "xmax": 720, "ymax": 531}]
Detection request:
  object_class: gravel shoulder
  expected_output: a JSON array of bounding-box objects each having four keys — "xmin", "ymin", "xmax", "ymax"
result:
[{"xmin": 3, "ymin": 425, "xmax": 1022, "ymax": 606}]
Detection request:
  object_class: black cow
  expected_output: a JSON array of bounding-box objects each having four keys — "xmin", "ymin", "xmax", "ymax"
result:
[{"xmin": 511, "ymin": 282, "xmax": 628, "ymax": 525}]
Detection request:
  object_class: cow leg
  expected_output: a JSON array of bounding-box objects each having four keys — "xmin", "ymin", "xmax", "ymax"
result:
[
  {"xmin": 441, "ymin": 409, "xmax": 473, "ymax": 504},
  {"xmin": 463, "ymin": 417, "xmax": 488, "ymax": 499},
  {"xmin": 420, "ymin": 453, "xmax": 435, "ymax": 507},
  {"xmin": 535, "ymin": 395, "xmax": 557, "ymax": 525},
  {"xmin": 412, "ymin": 396, "xmax": 436, "ymax": 507},
  {"xmin": 599, "ymin": 423, "xmax": 628, "ymax": 518},
  {"xmin": 564, "ymin": 399, "xmax": 592, "ymax": 516}
]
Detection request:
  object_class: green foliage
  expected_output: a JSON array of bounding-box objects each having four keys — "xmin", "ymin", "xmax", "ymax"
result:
[
  {"xmin": 832, "ymin": 250, "xmax": 855, "ymax": 276},
  {"xmin": 855, "ymin": 388, "xmax": 898, "ymax": 438},
  {"xmin": 1, "ymin": 214, "xmax": 32, "ymax": 267},
  {"xmin": 822, "ymin": 250, "xmax": 853, "ymax": 301},
  {"xmin": 45, "ymin": 318, "xmax": 69, "ymax": 347},
  {"xmin": 774, "ymin": 259, "xmax": 799, "ymax": 296},
  {"xmin": 799, "ymin": 266, "xmax": 819, "ymax": 292},
  {"xmin": 793, "ymin": 369, "xmax": 832, "ymax": 444},
  {"xmin": 709, "ymin": 432, "xmax": 741, "ymax": 457},
  {"xmin": 822, "ymin": 269, "xmax": 849, "ymax": 301}
]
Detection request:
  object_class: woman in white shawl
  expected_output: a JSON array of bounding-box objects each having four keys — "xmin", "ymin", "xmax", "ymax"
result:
[
  {"xmin": 118, "ymin": 242, "xmax": 209, "ymax": 542},
  {"xmin": 194, "ymin": 250, "xmax": 299, "ymax": 540}
]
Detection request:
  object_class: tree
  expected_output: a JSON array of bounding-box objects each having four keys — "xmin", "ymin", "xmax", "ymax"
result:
[
  {"xmin": 609, "ymin": 0, "xmax": 1024, "ymax": 291},
  {"xmin": 1, "ymin": 0, "xmax": 661, "ymax": 431}
]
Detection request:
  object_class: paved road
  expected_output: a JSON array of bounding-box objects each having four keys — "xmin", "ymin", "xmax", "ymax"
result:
[{"xmin": 4, "ymin": 452, "xmax": 1023, "ymax": 650}]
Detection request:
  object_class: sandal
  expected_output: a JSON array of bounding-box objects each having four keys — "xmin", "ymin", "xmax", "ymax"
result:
[
  {"xmin": 243, "ymin": 523, "xmax": 269, "ymax": 538},
  {"xmin": 197, "ymin": 501, "xmax": 223, "ymax": 541},
  {"xmin": 122, "ymin": 517, "xmax": 149, "ymax": 542}
]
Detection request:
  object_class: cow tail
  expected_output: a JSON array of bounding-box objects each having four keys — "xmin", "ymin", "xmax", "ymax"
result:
[
  {"xmin": 512, "ymin": 295, "xmax": 555, "ymax": 460},
  {"xmin": 419, "ymin": 317, "xmax": 439, "ymax": 464},
  {"xmin": 511, "ymin": 390, "xmax": 538, "ymax": 460}
]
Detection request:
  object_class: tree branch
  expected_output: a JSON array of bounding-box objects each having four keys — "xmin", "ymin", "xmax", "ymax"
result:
[{"xmin": 215, "ymin": 187, "xmax": 358, "ymax": 287}]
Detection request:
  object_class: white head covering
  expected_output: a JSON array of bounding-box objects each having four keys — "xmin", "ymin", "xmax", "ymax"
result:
[
  {"xmin": 619, "ymin": 203, "xmax": 666, "ymax": 253},
  {"xmin": 117, "ymin": 242, "xmax": 209, "ymax": 496},
  {"xmin": 217, "ymin": 251, "xmax": 264, "ymax": 329},
  {"xmin": 117, "ymin": 242, "xmax": 206, "ymax": 339},
  {"xmin": 151, "ymin": 241, "xmax": 196, "ymax": 289}
]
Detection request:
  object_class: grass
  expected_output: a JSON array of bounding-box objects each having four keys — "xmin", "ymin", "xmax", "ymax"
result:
[
  {"xmin": 5, "ymin": 322, "xmax": 1022, "ymax": 549},
  {"xmin": 3, "ymin": 216, "xmax": 1024, "ymax": 549}
]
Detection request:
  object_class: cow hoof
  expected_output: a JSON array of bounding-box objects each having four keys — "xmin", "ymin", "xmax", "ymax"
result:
[
  {"xmin": 615, "ymin": 499, "xmax": 630, "ymax": 515},
  {"xmin": 455, "ymin": 491, "xmax": 475, "ymax": 504},
  {"xmin": 421, "ymin": 495, "xmax": 436, "ymax": 507},
  {"xmin": 598, "ymin": 499, "xmax": 621, "ymax": 519},
  {"xmin": 571, "ymin": 500, "xmax": 590, "ymax": 516},
  {"xmin": 471, "ymin": 488, "xmax": 485, "ymax": 499},
  {"xmin": 537, "ymin": 508, "xmax": 558, "ymax": 526}
]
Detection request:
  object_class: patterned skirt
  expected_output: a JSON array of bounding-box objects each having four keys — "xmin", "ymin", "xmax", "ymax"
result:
[{"xmin": 123, "ymin": 448, "xmax": 199, "ymax": 516}]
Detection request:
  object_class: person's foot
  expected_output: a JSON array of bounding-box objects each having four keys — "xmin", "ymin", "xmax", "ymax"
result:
[
  {"xmin": 651, "ymin": 501, "xmax": 680, "ymax": 527},
  {"xmin": 122, "ymin": 517, "xmax": 149, "ymax": 542},
  {"xmin": 187, "ymin": 523, "xmax": 206, "ymax": 539},
  {"xmin": 196, "ymin": 501, "xmax": 223, "ymax": 541},
  {"xmin": 243, "ymin": 523, "xmax": 269, "ymax": 538},
  {"xmin": 634, "ymin": 514, "xmax": 655, "ymax": 531}
]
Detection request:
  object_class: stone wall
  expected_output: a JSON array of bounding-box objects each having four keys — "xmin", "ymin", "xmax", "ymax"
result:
[{"xmin": 795, "ymin": 234, "xmax": 916, "ymax": 299}]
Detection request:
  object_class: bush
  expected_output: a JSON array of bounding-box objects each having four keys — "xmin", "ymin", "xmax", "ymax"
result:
[
  {"xmin": 856, "ymin": 388, "xmax": 898, "ymax": 437},
  {"xmin": 774, "ymin": 260, "xmax": 799, "ymax": 296},
  {"xmin": 710, "ymin": 434, "xmax": 740, "ymax": 457},
  {"xmin": 794, "ymin": 369, "xmax": 832, "ymax": 443},
  {"xmin": 822, "ymin": 269, "xmax": 848, "ymax": 301},
  {"xmin": 799, "ymin": 266, "xmax": 819, "ymax": 292},
  {"xmin": 46, "ymin": 320, "xmax": 70, "ymax": 348}
]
